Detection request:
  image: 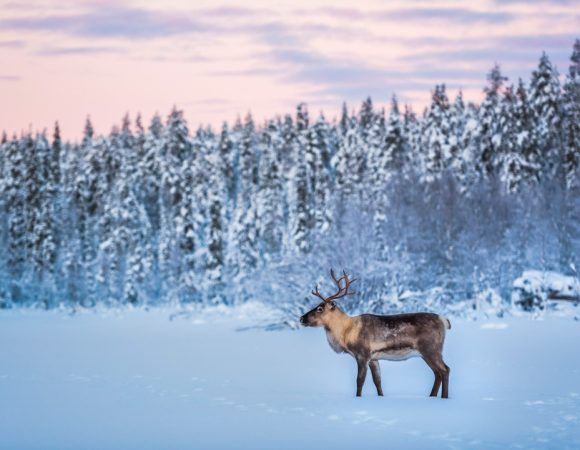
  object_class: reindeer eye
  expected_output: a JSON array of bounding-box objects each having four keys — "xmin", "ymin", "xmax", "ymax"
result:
[{"xmin": 316, "ymin": 306, "xmax": 324, "ymax": 313}]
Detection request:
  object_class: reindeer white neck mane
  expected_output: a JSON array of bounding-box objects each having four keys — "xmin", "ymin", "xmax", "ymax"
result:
[
  {"xmin": 323, "ymin": 310, "xmax": 356, "ymax": 354},
  {"xmin": 325, "ymin": 327, "xmax": 346, "ymax": 353}
]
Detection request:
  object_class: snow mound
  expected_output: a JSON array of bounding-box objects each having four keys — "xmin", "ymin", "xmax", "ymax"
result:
[{"xmin": 512, "ymin": 270, "xmax": 580, "ymax": 311}]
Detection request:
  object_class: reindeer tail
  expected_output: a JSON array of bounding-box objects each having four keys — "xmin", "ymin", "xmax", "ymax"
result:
[{"xmin": 439, "ymin": 315, "xmax": 451, "ymax": 330}]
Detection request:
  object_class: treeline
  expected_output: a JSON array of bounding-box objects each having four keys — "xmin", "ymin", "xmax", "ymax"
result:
[{"xmin": 0, "ymin": 41, "xmax": 579, "ymax": 313}]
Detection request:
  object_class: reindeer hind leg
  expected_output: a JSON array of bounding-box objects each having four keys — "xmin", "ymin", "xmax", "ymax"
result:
[
  {"xmin": 441, "ymin": 362, "xmax": 450, "ymax": 399},
  {"xmin": 422, "ymin": 354, "xmax": 442, "ymax": 397}
]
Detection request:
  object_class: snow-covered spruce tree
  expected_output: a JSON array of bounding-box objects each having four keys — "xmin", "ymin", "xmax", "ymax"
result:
[
  {"xmin": 333, "ymin": 115, "xmax": 365, "ymax": 198},
  {"xmin": 339, "ymin": 101, "xmax": 349, "ymax": 136},
  {"xmin": 228, "ymin": 113, "xmax": 260, "ymax": 289},
  {"xmin": 127, "ymin": 116, "xmax": 156, "ymax": 303},
  {"xmin": 403, "ymin": 105, "xmax": 422, "ymax": 176},
  {"xmin": 301, "ymin": 102, "xmax": 333, "ymax": 233},
  {"xmin": 286, "ymin": 137, "xmax": 312, "ymax": 254},
  {"xmin": 134, "ymin": 114, "xmax": 146, "ymax": 159},
  {"xmin": 369, "ymin": 97, "xmax": 406, "ymax": 248},
  {"xmin": 300, "ymin": 104, "xmax": 315, "ymax": 187},
  {"xmin": 109, "ymin": 116, "xmax": 154, "ymax": 304},
  {"xmin": 139, "ymin": 113, "xmax": 163, "ymax": 232},
  {"xmin": 3, "ymin": 136, "xmax": 27, "ymax": 303},
  {"xmin": 421, "ymin": 84, "xmax": 453, "ymax": 182},
  {"xmin": 498, "ymin": 79, "xmax": 541, "ymax": 192},
  {"xmin": 0, "ymin": 136, "xmax": 7, "ymax": 305},
  {"xmin": 75, "ymin": 118, "xmax": 113, "ymax": 304},
  {"xmin": 0, "ymin": 192, "xmax": 8, "ymax": 304},
  {"xmin": 29, "ymin": 132, "xmax": 59, "ymax": 305},
  {"xmin": 238, "ymin": 112, "xmax": 258, "ymax": 194},
  {"xmin": 556, "ymin": 41, "xmax": 580, "ymax": 270},
  {"xmin": 365, "ymin": 105, "xmax": 385, "ymax": 197},
  {"xmin": 562, "ymin": 39, "xmax": 580, "ymax": 189},
  {"xmin": 366, "ymin": 106, "xmax": 386, "ymax": 174},
  {"xmin": 310, "ymin": 113, "xmax": 333, "ymax": 232},
  {"xmin": 0, "ymin": 134, "xmax": 5, "ymax": 184},
  {"xmin": 384, "ymin": 96, "xmax": 409, "ymax": 176},
  {"xmin": 217, "ymin": 122, "xmax": 236, "ymax": 213},
  {"xmin": 448, "ymin": 91, "xmax": 466, "ymax": 175},
  {"xmin": 297, "ymin": 102, "xmax": 318, "ymax": 225},
  {"xmin": 477, "ymin": 64, "xmax": 508, "ymax": 178},
  {"xmin": 21, "ymin": 133, "xmax": 39, "ymax": 269},
  {"xmin": 49, "ymin": 123, "xmax": 64, "ymax": 291},
  {"xmin": 456, "ymin": 102, "xmax": 481, "ymax": 194},
  {"xmin": 119, "ymin": 113, "xmax": 136, "ymax": 170},
  {"xmin": 529, "ymin": 52, "xmax": 563, "ymax": 182},
  {"xmin": 51, "ymin": 122, "xmax": 62, "ymax": 188},
  {"xmin": 204, "ymin": 142, "xmax": 228, "ymax": 304},
  {"xmin": 21, "ymin": 132, "xmax": 58, "ymax": 304},
  {"xmin": 359, "ymin": 96, "xmax": 376, "ymax": 142},
  {"xmin": 57, "ymin": 132, "xmax": 84, "ymax": 307},
  {"xmin": 158, "ymin": 107, "xmax": 192, "ymax": 304},
  {"xmin": 130, "ymin": 114, "xmax": 147, "ymax": 209},
  {"xmin": 285, "ymin": 104, "xmax": 314, "ymax": 254},
  {"xmin": 296, "ymin": 102, "xmax": 309, "ymax": 133},
  {"xmin": 278, "ymin": 113, "xmax": 296, "ymax": 189},
  {"xmin": 177, "ymin": 121, "xmax": 206, "ymax": 304},
  {"xmin": 94, "ymin": 135, "xmax": 119, "ymax": 303},
  {"xmin": 97, "ymin": 139, "xmax": 154, "ymax": 305},
  {"xmin": 255, "ymin": 120, "xmax": 284, "ymax": 259},
  {"xmin": 497, "ymin": 84, "xmax": 523, "ymax": 192}
]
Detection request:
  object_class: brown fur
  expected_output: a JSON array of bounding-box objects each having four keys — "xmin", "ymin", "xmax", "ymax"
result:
[{"xmin": 300, "ymin": 303, "xmax": 451, "ymax": 398}]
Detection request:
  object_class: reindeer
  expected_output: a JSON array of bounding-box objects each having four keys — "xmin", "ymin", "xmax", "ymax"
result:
[{"xmin": 300, "ymin": 270, "xmax": 451, "ymax": 398}]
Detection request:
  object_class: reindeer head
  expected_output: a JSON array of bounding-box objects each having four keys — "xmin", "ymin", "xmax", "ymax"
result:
[{"xmin": 300, "ymin": 270, "xmax": 356, "ymax": 327}]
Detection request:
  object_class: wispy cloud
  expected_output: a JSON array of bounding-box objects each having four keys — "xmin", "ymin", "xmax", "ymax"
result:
[
  {"xmin": 0, "ymin": 39, "xmax": 25, "ymax": 48},
  {"xmin": 146, "ymin": 54, "xmax": 210, "ymax": 63},
  {"xmin": 223, "ymin": 22, "xmax": 489, "ymax": 104},
  {"xmin": 385, "ymin": 7, "xmax": 513, "ymax": 24},
  {"xmin": 0, "ymin": 0, "xmax": 578, "ymax": 139},
  {"xmin": 494, "ymin": 0, "xmax": 574, "ymax": 4},
  {"xmin": 0, "ymin": 4, "xmax": 515, "ymax": 45},
  {"xmin": 301, "ymin": 6, "xmax": 514, "ymax": 24},
  {"xmin": 35, "ymin": 46, "xmax": 125, "ymax": 56},
  {"xmin": 0, "ymin": 75, "xmax": 20, "ymax": 81},
  {"xmin": 400, "ymin": 33, "xmax": 579, "ymax": 69},
  {"xmin": 0, "ymin": 5, "xmax": 210, "ymax": 39},
  {"xmin": 197, "ymin": 6, "xmax": 268, "ymax": 18},
  {"xmin": 497, "ymin": 33, "xmax": 579, "ymax": 48}
]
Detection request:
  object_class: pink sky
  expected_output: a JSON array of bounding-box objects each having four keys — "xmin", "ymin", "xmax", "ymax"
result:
[{"xmin": 0, "ymin": 0, "xmax": 578, "ymax": 140}]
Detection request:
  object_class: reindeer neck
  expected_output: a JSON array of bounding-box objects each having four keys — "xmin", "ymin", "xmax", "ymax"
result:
[
  {"xmin": 324, "ymin": 308, "xmax": 351, "ymax": 332},
  {"xmin": 324, "ymin": 309, "xmax": 357, "ymax": 353}
]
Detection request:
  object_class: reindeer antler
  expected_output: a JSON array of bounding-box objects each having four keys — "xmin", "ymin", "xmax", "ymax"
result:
[
  {"xmin": 311, "ymin": 285, "xmax": 326, "ymax": 302},
  {"xmin": 311, "ymin": 269, "xmax": 357, "ymax": 303}
]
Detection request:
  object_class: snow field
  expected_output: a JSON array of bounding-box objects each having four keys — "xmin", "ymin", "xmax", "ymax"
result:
[{"xmin": 0, "ymin": 308, "xmax": 579, "ymax": 449}]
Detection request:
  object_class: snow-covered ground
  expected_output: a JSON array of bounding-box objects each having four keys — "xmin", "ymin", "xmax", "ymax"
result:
[{"xmin": 1, "ymin": 306, "xmax": 579, "ymax": 449}]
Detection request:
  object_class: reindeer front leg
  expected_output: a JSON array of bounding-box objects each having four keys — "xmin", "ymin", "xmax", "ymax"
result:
[
  {"xmin": 369, "ymin": 360, "xmax": 383, "ymax": 396},
  {"xmin": 355, "ymin": 357, "xmax": 369, "ymax": 397}
]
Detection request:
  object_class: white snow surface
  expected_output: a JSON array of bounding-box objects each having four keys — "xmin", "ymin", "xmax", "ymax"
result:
[{"xmin": 1, "ymin": 306, "xmax": 579, "ymax": 449}]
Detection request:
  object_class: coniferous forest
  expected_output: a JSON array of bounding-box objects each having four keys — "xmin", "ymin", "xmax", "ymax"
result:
[{"xmin": 1, "ymin": 42, "xmax": 579, "ymax": 319}]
